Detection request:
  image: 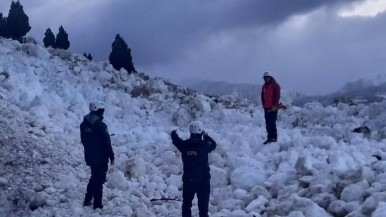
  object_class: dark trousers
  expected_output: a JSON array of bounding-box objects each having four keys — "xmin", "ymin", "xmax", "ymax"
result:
[
  {"xmin": 182, "ymin": 178, "xmax": 210, "ymax": 217},
  {"xmin": 264, "ymin": 109, "xmax": 278, "ymax": 140},
  {"xmin": 85, "ymin": 164, "xmax": 108, "ymax": 208}
]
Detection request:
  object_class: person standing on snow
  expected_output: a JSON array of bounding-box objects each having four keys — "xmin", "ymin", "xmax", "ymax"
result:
[
  {"xmin": 80, "ymin": 102, "xmax": 115, "ymax": 209},
  {"xmin": 171, "ymin": 121, "xmax": 217, "ymax": 217},
  {"xmin": 261, "ymin": 71, "xmax": 281, "ymax": 144}
]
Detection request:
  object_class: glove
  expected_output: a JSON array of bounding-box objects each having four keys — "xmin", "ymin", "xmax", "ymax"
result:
[
  {"xmin": 269, "ymin": 106, "xmax": 278, "ymax": 112},
  {"xmin": 203, "ymin": 131, "xmax": 210, "ymax": 140}
]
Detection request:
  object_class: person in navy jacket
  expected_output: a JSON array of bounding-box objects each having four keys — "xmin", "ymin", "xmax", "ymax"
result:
[
  {"xmin": 80, "ymin": 101, "xmax": 115, "ymax": 209},
  {"xmin": 171, "ymin": 121, "xmax": 217, "ymax": 217}
]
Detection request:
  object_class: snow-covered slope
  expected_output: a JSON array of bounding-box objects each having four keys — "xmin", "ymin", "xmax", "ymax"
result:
[{"xmin": 1, "ymin": 38, "xmax": 386, "ymax": 217}]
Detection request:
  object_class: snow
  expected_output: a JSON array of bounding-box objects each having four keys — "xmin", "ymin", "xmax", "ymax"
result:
[{"xmin": 1, "ymin": 38, "xmax": 386, "ymax": 216}]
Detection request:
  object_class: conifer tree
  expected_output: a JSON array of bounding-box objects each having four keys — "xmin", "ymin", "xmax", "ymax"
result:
[
  {"xmin": 6, "ymin": 1, "xmax": 31, "ymax": 40},
  {"xmin": 55, "ymin": 26, "xmax": 70, "ymax": 50},
  {"xmin": 0, "ymin": 13, "xmax": 7, "ymax": 38},
  {"xmin": 109, "ymin": 34, "xmax": 135, "ymax": 73},
  {"xmin": 43, "ymin": 28, "xmax": 55, "ymax": 48},
  {"xmin": 83, "ymin": 52, "xmax": 92, "ymax": 60}
]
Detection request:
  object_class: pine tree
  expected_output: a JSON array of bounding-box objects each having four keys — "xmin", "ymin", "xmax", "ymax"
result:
[
  {"xmin": 6, "ymin": 1, "xmax": 31, "ymax": 40},
  {"xmin": 0, "ymin": 13, "xmax": 7, "ymax": 38},
  {"xmin": 43, "ymin": 28, "xmax": 55, "ymax": 48},
  {"xmin": 109, "ymin": 34, "xmax": 135, "ymax": 73},
  {"xmin": 55, "ymin": 26, "xmax": 70, "ymax": 50},
  {"xmin": 83, "ymin": 52, "xmax": 92, "ymax": 60}
]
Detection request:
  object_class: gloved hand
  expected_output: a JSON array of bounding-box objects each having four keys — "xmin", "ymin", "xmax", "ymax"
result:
[
  {"xmin": 203, "ymin": 131, "xmax": 209, "ymax": 140},
  {"xmin": 269, "ymin": 106, "xmax": 278, "ymax": 112}
]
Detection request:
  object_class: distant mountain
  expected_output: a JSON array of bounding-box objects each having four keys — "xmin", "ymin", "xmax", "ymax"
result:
[
  {"xmin": 187, "ymin": 78, "xmax": 386, "ymax": 107},
  {"xmin": 186, "ymin": 80, "xmax": 299, "ymax": 105},
  {"xmin": 187, "ymin": 81, "xmax": 259, "ymax": 103},
  {"xmin": 292, "ymin": 79, "xmax": 386, "ymax": 106}
]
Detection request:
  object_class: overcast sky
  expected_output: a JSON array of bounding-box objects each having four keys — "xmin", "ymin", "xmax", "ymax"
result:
[{"xmin": 1, "ymin": 0, "xmax": 386, "ymax": 95}]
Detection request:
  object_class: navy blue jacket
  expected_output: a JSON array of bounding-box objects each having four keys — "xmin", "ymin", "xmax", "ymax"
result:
[
  {"xmin": 171, "ymin": 131, "xmax": 217, "ymax": 181},
  {"xmin": 80, "ymin": 113, "xmax": 114, "ymax": 167}
]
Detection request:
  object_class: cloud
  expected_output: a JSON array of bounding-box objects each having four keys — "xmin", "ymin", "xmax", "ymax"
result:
[{"xmin": 2, "ymin": 0, "xmax": 384, "ymax": 95}]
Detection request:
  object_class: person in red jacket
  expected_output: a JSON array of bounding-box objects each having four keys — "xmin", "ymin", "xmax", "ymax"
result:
[{"xmin": 261, "ymin": 72, "xmax": 281, "ymax": 144}]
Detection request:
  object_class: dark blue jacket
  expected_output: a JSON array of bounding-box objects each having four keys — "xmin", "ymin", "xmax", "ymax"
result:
[
  {"xmin": 171, "ymin": 131, "xmax": 217, "ymax": 181},
  {"xmin": 80, "ymin": 113, "xmax": 114, "ymax": 167}
]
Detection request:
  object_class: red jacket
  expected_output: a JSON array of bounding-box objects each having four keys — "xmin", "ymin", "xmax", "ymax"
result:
[{"xmin": 261, "ymin": 78, "xmax": 281, "ymax": 109}]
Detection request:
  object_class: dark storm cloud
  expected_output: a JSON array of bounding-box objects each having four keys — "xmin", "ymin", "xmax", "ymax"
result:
[
  {"xmin": 0, "ymin": 0, "xmax": 361, "ymax": 66},
  {"xmin": 1, "ymin": 0, "xmax": 381, "ymax": 95},
  {"xmin": 88, "ymin": 0, "xmax": 361, "ymax": 66}
]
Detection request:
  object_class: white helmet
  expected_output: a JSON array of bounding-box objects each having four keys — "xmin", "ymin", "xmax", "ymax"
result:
[
  {"xmin": 89, "ymin": 101, "xmax": 104, "ymax": 112},
  {"xmin": 263, "ymin": 71, "xmax": 271, "ymax": 77},
  {"xmin": 190, "ymin": 121, "xmax": 203, "ymax": 134}
]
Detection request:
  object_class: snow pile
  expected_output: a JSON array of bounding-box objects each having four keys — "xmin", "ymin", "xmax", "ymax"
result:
[{"xmin": 0, "ymin": 38, "xmax": 386, "ymax": 216}]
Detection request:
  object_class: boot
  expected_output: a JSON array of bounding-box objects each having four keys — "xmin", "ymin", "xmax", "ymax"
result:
[
  {"xmin": 263, "ymin": 139, "xmax": 272, "ymax": 144},
  {"xmin": 93, "ymin": 203, "xmax": 103, "ymax": 209},
  {"xmin": 93, "ymin": 197, "xmax": 103, "ymax": 209},
  {"xmin": 83, "ymin": 193, "xmax": 93, "ymax": 206}
]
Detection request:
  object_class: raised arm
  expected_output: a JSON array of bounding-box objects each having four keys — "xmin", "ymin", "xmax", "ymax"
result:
[
  {"xmin": 171, "ymin": 130, "xmax": 184, "ymax": 152},
  {"xmin": 203, "ymin": 134, "xmax": 217, "ymax": 152}
]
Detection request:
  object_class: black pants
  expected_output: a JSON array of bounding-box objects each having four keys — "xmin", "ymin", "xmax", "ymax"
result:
[
  {"xmin": 85, "ymin": 164, "xmax": 108, "ymax": 207},
  {"xmin": 182, "ymin": 178, "xmax": 210, "ymax": 217},
  {"xmin": 264, "ymin": 109, "xmax": 278, "ymax": 140}
]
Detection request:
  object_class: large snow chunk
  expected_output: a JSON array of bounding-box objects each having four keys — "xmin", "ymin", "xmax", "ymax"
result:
[
  {"xmin": 217, "ymin": 199, "xmax": 245, "ymax": 210},
  {"xmin": 21, "ymin": 43, "xmax": 50, "ymax": 59},
  {"xmin": 360, "ymin": 192, "xmax": 386, "ymax": 215},
  {"xmin": 245, "ymin": 195, "xmax": 269, "ymax": 213},
  {"xmin": 135, "ymin": 207, "xmax": 156, "ymax": 217},
  {"xmin": 172, "ymin": 107, "xmax": 194, "ymax": 126},
  {"xmin": 329, "ymin": 151, "xmax": 361, "ymax": 177},
  {"xmin": 119, "ymin": 205, "xmax": 134, "ymax": 216},
  {"xmin": 29, "ymin": 192, "xmax": 49, "ymax": 210},
  {"xmin": 210, "ymin": 165, "xmax": 228, "ymax": 188},
  {"xmin": 328, "ymin": 200, "xmax": 347, "ymax": 217},
  {"xmin": 195, "ymin": 94, "xmax": 212, "ymax": 113},
  {"xmin": 107, "ymin": 171, "xmax": 128, "ymax": 190},
  {"xmin": 230, "ymin": 165, "xmax": 266, "ymax": 190},
  {"xmin": 373, "ymin": 202, "xmax": 386, "ymax": 217},
  {"xmin": 212, "ymin": 186, "xmax": 233, "ymax": 204},
  {"xmin": 341, "ymin": 181, "xmax": 369, "ymax": 202}
]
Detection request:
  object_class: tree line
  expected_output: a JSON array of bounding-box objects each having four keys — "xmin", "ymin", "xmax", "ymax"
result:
[{"xmin": 0, "ymin": 1, "xmax": 135, "ymax": 73}]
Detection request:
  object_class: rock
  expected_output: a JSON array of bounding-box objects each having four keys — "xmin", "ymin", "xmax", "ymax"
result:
[{"xmin": 352, "ymin": 126, "xmax": 371, "ymax": 135}]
